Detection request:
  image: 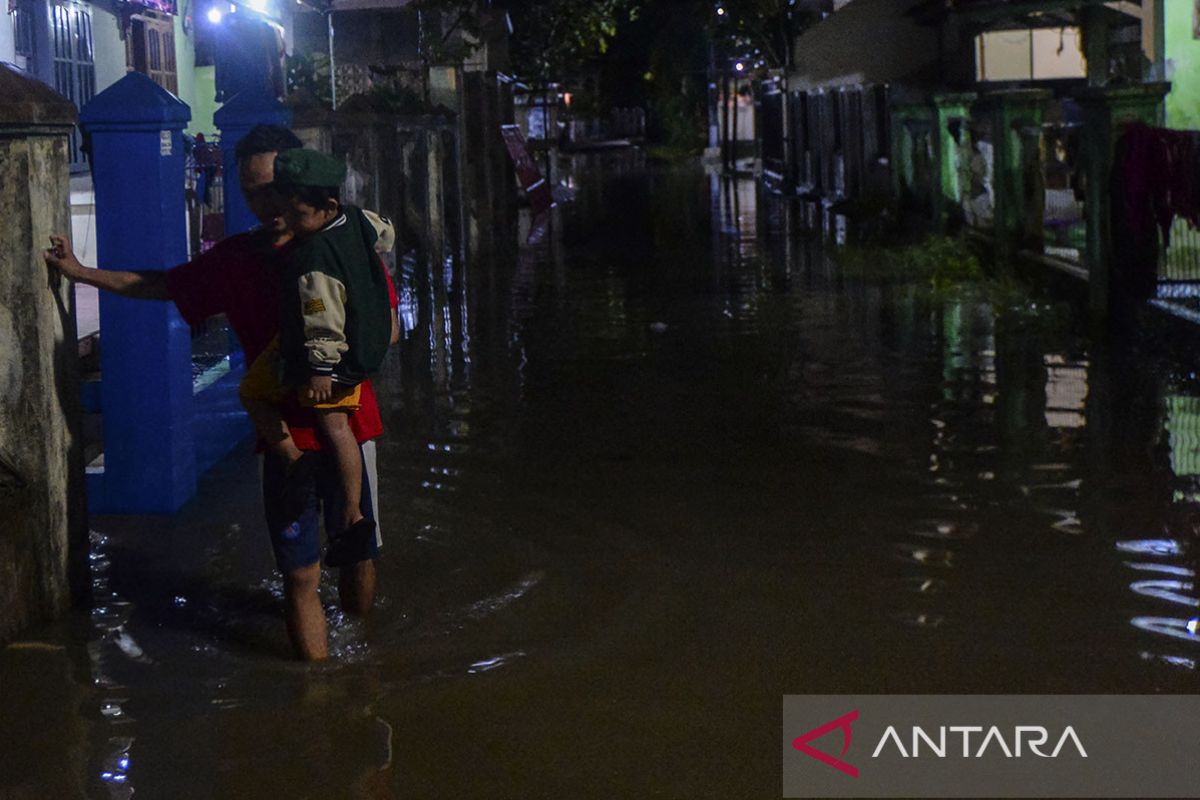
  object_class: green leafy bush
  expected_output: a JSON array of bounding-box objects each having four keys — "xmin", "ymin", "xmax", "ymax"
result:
[{"xmin": 839, "ymin": 236, "xmax": 983, "ymax": 289}]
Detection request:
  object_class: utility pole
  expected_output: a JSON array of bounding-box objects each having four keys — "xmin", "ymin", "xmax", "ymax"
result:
[
  {"xmin": 708, "ymin": 40, "xmax": 719, "ymax": 151},
  {"xmin": 722, "ymin": 64, "xmax": 732, "ymax": 171},
  {"xmin": 731, "ymin": 65, "xmax": 739, "ymax": 172},
  {"xmin": 327, "ymin": 10, "xmax": 338, "ymax": 108}
]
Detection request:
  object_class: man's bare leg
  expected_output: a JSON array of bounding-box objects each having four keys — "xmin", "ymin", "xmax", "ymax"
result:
[
  {"xmin": 339, "ymin": 560, "xmax": 376, "ymax": 617},
  {"xmin": 284, "ymin": 562, "xmax": 328, "ymax": 660},
  {"xmin": 316, "ymin": 410, "xmax": 365, "ymax": 531}
]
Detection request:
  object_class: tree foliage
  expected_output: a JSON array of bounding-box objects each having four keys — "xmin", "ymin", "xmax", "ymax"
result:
[
  {"xmin": 412, "ymin": 0, "xmax": 488, "ymax": 67},
  {"xmin": 509, "ymin": 0, "xmax": 640, "ymax": 84},
  {"xmin": 712, "ymin": 0, "xmax": 823, "ymax": 70}
]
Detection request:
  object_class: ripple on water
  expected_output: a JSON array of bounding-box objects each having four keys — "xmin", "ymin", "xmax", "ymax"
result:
[
  {"xmin": 460, "ymin": 571, "xmax": 544, "ymax": 623},
  {"xmin": 1117, "ymin": 539, "xmax": 1187, "ymax": 557},
  {"xmin": 1129, "ymin": 580, "xmax": 1198, "ymax": 608},
  {"xmin": 900, "ymin": 576, "xmax": 947, "ymax": 595},
  {"xmin": 1139, "ymin": 651, "xmax": 1197, "ymax": 671},
  {"xmin": 909, "ymin": 520, "xmax": 978, "ymax": 541},
  {"xmin": 890, "ymin": 612, "xmax": 946, "ymax": 629},
  {"xmin": 1130, "ymin": 617, "xmax": 1200, "ymax": 645},
  {"xmin": 893, "ymin": 543, "xmax": 956, "ymax": 569},
  {"xmin": 466, "ymin": 650, "xmax": 527, "ymax": 674},
  {"xmin": 1119, "ymin": 537, "xmax": 1199, "ymax": 651}
]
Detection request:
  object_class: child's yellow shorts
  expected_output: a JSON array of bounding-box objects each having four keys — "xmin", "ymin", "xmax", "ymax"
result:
[{"xmin": 239, "ymin": 337, "xmax": 362, "ymax": 411}]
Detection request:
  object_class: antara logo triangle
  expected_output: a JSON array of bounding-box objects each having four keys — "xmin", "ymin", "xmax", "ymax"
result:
[{"xmin": 792, "ymin": 709, "xmax": 859, "ymax": 778}]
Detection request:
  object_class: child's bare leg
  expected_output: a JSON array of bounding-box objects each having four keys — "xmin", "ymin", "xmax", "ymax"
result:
[
  {"xmin": 315, "ymin": 409, "xmax": 364, "ymax": 532},
  {"xmin": 244, "ymin": 398, "xmax": 303, "ymax": 463}
]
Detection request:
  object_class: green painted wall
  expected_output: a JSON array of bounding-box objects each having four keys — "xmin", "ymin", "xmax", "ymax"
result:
[
  {"xmin": 174, "ymin": 15, "xmax": 197, "ymax": 131},
  {"xmin": 188, "ymin": 66, "xmax": 220, "ymax": 137},
  {"xmin": 1165, "ymin": 0, "xmax": 1200, "ymax": 130},
  {"xmin": 171, "ymin": 19, "xmax": 217, "ymax": 136}
]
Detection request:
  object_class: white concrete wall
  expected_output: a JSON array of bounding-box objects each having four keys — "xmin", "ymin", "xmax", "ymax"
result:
[
  {"xmin": 90, "ymin": 5, "xmax": 128, "ymax": 94},
  {"xmin": 1, "ymin": 12, "xmax": 15, "ymax": 63},
  {"xmin": 69, "ymin": 173, "xmax": 100, "ymax": 342},
  {"xmin": 68, "ymin": 3, "xmax": 127, "ymax": 327}
]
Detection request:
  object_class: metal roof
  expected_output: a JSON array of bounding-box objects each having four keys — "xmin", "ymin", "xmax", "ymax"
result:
[{"xmin": 910, "ymin": 0, "xmax": 1143, "ymax": 29}]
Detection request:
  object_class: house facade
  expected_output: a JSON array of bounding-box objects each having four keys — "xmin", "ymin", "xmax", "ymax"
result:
[{"xmin": 760, "ymin": 0, "xmax": 1195, "ymax": 320}]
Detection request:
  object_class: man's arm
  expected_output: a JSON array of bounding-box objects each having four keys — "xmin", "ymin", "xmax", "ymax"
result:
[
  {"xmin": 43, "ymin": 235, "xmax": 171, "ymax": 301},
  {"xmin": 298, "ymin": 270, "xmax": 350, "ymax": 400}
]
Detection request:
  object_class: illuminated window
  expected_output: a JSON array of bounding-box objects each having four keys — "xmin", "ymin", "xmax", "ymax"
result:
[{"xmin": 975, "ymin": 28, "xmax": 1086, "ymax": 82}]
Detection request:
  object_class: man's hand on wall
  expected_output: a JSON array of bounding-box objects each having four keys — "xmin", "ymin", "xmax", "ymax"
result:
[{"xmin": 43, "ymin": 235, "xmax": 87, "ymax": 281}]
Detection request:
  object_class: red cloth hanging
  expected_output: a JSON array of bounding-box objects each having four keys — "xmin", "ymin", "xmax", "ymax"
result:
[{"xmin": 1117, "ymin": 123, "xmax": 1200, "ymax": 249}]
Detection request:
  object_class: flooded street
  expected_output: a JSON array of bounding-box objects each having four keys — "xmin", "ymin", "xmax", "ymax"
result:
[{"xmin": 3, "ymin": 154, "xmax": 1198, "ymax": 799}]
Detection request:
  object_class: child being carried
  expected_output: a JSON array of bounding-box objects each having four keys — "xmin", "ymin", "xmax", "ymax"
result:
[{"xmin": 239, "ymin": 148, "xmax": 395, "ymax": 568}]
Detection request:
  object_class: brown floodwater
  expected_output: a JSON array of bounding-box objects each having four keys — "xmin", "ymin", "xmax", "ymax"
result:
[{"xmin": 2, "ymin": 154, "xmax": 1198, "ymax": 799}]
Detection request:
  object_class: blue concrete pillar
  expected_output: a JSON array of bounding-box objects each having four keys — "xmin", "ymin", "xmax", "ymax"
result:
[
  {"xmin": 80, "ymin": 73, "xmax": 194, "ymax": 514},
  {"xmin": 214, "ymin": 89, "xmax": 292, "ymax": 236}
]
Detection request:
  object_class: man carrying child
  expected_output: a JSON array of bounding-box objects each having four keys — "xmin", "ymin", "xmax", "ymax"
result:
[{"xmin": 44, "ymin": 127, "xmax": 397, "ymax": 661}]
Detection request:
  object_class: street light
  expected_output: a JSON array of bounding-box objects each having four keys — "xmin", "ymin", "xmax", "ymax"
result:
[{"xmin": 207, "ymin": 7, "xmax": 222, "ymax": 23}]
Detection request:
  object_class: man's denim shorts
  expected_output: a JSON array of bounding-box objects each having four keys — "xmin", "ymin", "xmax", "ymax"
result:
[{"xmin": 261, "ymin": 447, "xmax": 379, "ymax": 572}]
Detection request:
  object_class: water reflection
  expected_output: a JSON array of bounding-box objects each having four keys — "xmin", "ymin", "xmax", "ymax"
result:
[
  {"xmin": 1043, "ymin": 354, "xmax": 1088, "ymax": 429},
  {"xmin": 87, "ymin": 528, "xmax": 142, "ymax": 798},
  {"xmin": 1121, "ymin": 536, "xmax": 1199, "ymax": 659}
]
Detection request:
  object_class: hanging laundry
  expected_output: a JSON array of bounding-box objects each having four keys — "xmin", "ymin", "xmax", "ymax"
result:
[
  {"xmin": 1112, "ymin": 123, "xmax": 1200, "ymax": 300},
  {"xmin": 1116, "ymin": 123, "xmax": 1200, "ymax": 246}
]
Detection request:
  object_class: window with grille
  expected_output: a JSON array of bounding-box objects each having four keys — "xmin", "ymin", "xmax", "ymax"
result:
[
  {"xmin": 13, "ymin": 0, "xmax": 37, "ymax": 64},
  {"xmin": 49, "ymin": 1, "xmax": 96, "ymax": 170}
]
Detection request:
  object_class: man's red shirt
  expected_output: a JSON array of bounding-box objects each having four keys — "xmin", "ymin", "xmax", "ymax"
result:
[{"xmin": 165, "ymin": 230, "xmax": 398, "ymax": 451}]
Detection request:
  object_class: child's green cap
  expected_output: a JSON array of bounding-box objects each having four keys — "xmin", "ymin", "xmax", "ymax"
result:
[{"xmin": 273, "ymin": 149, "xmax": 347, "ymax": 189}]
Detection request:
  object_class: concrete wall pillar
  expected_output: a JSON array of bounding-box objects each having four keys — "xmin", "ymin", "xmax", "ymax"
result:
[
  {"xmin": 80, "ymin": 73, "xmax": 195, "ymax": 514},
  {"xmin": 0, "ymin": 64, "xmax": 87, "ymax": 641},
  {"xmin": 285, "ymin": 89, "xmax": 334, "ymax": 156},
  {"xmin": 214, "ymin": 90, "xmax": 292, "ymax": 237},
  {"xmin": 890, "ymin": 101, "xmax": 922, "ymax": 205},
  {"xmin": 429, "ymin": 66, "xmax": 461, "ymax": 115},
  {"xmin": 425, "ymin": 125, "xmax": 448, "ymax": 265},
  {"xmin": 461, "ymin": 71, "xmax": 494, "ymax": 261},
  {"xmin": 890, "ymin": 99, "xmax": 935, "ymax": 220},
  {"xmin": 931, "ymin": 92, "xmax": 977, "ymax": 233},
  {"xmin": 1075, "ymin": 83, "xmax": 1171, "ymax": 321},
  {"xmin": 1081, "ymin": 4, "xmax": 1111, "ymax": 88},
  {"xmin": 979, "ymin": 89, "xmax": 1051, "ymax": 252}
]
